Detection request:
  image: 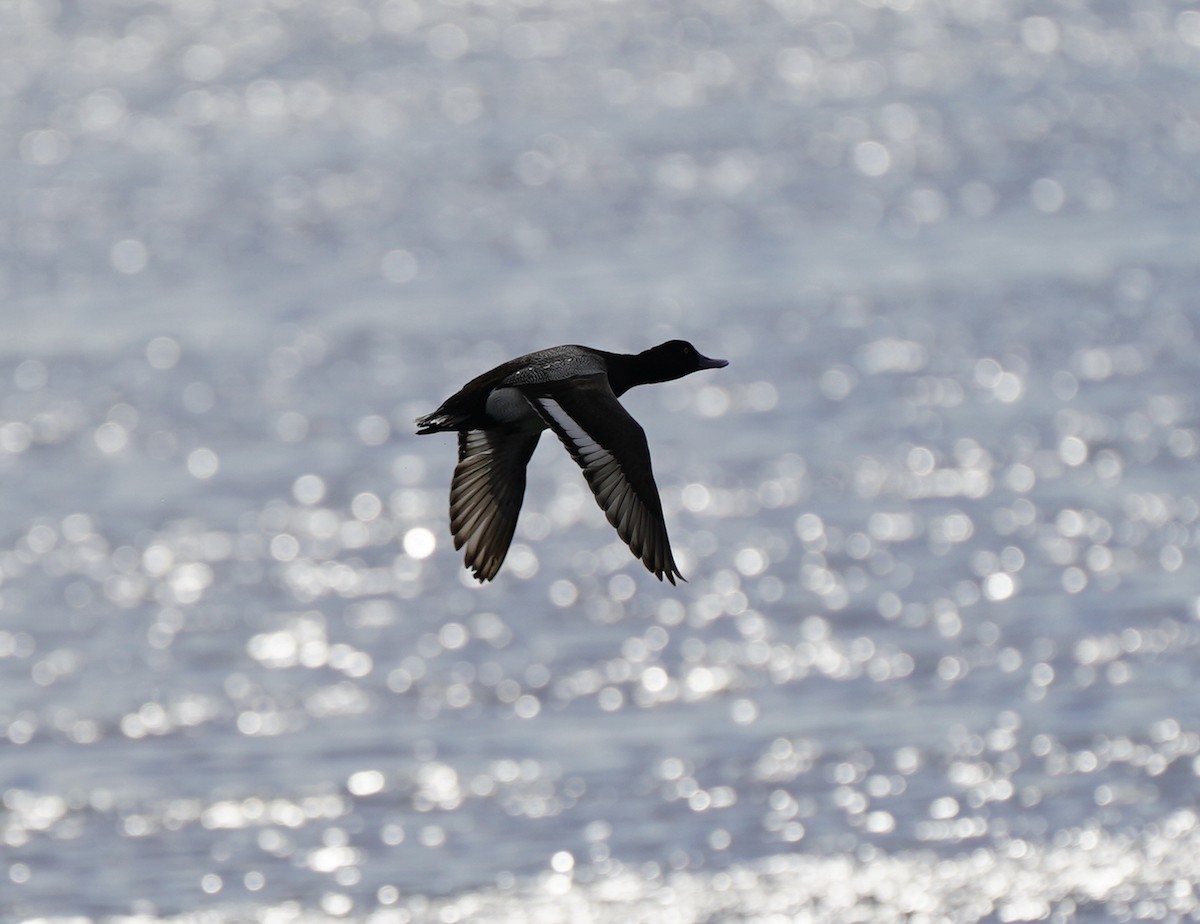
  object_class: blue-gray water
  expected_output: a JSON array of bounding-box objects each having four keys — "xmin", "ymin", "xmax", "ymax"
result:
[{"xmin": 4, "ymin": 1, "xmax": 1200, "ymax": 921}]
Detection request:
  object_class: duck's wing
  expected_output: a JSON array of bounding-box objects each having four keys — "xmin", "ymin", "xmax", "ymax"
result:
[
  {"xmin": 450, "ymin": 429, "xmax": 541, "ymax": 581},
  {"xmin": 524, "ymin": 375, "xmax": 683, "ymax": 584}
]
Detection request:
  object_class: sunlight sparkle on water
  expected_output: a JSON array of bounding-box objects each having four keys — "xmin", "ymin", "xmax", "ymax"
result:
[{"xmin": 3, "ymin": 0, "xmax": 1200, "ymax": 918}]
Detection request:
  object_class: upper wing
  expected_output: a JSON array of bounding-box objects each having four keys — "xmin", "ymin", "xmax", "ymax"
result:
[
  {"xmin": 450, "ymin": 429, "xmax": 541, "ymax": 582},
  {"xmin": 525, "ymin": 375, "xmax": 683, "ymax": 584}
]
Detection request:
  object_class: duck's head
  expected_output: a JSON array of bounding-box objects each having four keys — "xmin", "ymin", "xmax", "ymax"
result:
[{"xmin": 639, "ymin": 340, "xmax": 729, "ymax": 382}]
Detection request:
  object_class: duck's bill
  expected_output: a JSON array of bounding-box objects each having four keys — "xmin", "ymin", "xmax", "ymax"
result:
[{"xmin": 697, "ymin": 353, "xmax": 729, "ymax": 369}]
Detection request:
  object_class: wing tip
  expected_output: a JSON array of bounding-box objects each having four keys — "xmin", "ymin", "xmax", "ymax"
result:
[
  {"xmin": 658, "ymin": 564, "xmax": 686, "ymax": 585},
  {"xmin": 470, "ymin": 566, "xmax": 498, "ymax": 583}
]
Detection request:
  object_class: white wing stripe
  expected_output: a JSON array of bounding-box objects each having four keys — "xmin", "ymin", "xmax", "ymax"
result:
[{"xmin": 538, "ymin": 398, "xmax": 616, "ymax": 469}]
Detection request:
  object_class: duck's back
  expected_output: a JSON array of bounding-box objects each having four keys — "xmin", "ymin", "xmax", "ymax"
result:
[
  {"xmin": 497, "ymin": 345, "xmax": 608, "ymax": 388},
  {"xmin": 418, "ymin": 345, "xmax": 609, "ymax": 433}
]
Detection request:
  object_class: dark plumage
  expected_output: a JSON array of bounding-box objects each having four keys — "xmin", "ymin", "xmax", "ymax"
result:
[{"xmin": 416, "ymin": 340, "xmax": 728, "ymax": 584}]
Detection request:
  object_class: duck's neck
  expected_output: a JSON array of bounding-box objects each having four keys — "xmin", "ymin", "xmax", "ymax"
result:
[{"xmin": 603, "ymin": 349, "xmax": 663, "ymax": 397}]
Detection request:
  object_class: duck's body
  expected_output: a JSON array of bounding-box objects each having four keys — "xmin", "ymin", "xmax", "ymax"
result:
[{"xmin": 416, "ymin": 340, "xmax": 728, "ymax": 584}]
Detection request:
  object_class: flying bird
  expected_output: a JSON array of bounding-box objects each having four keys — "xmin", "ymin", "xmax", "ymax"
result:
[{"xmin": 416, "ymin": 340, "xmax": 728, "ymax": 584}]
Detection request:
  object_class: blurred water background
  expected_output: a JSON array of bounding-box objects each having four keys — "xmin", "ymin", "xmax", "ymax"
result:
[{"xmin": 4, "ymin": 0, "xmax": 1200, "ymax": 921}]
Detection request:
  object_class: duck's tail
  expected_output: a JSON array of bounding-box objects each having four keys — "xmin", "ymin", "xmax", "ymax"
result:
[{"xmin": 415, "ymin": 411, "xmax": 465, "ymax": 435}]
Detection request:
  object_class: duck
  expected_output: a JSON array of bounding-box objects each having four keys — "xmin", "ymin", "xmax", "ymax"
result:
[{"xmin": 416, "ymin": 340, "xmax": 728, "ymax": 584}]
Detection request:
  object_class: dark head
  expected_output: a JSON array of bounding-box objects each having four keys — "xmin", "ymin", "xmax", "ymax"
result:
[
  {"xmin": 629, "ymin": 340, "xmax": 729, "ymax": 387},
  {"xmin": 644, "ymin": 340, "xmax": 729, "ymax": 375}
]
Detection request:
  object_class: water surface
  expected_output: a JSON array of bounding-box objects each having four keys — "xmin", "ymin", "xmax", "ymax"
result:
[{"xmin": 3, "ymin": 1, "xmax": 1200, "ymax": 921}]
